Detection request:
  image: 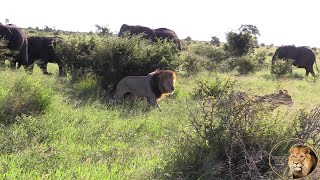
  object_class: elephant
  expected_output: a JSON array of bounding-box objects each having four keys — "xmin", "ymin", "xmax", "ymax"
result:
[
  {"xmin": 271, "ymin": 46, "xmax": 319, "ymax": 77},
  {"xmin": 153, "ymin": 28, "xmax": 181, "ymax": 50},
  {"xmin": 20, "ymin": 36, "xmax": 65, "ymax": 76},
  {"xmin": 118, "ymin": 24, "xmax": 156, "ymax": 41},
  {"xmin": 0, "ymin": 24, "xmax": 28, "ymax": 67}
]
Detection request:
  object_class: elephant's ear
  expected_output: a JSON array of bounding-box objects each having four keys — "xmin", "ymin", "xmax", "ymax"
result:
[{"xmin": 1, "ymin": 25, "xmax": 12, "ymax": 40}]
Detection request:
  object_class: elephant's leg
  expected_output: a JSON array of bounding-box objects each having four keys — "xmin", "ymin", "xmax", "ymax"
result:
[
  {"xmin": 9, "ymin": 60, "xmax": 17, "ymax": 69},
  {"xmin": 39, "ymin": 61, "xmax": 52, "ymax": 75},
  {"xmin": 25, "ymin": 58, "xmax": 35, "ymax": 74},
  {"xmin": 57, "ymin": 62, "xmax": 66, "ymax": 77},
  {"xmin": 306, "ymin": 67, "xmax": 316, "ymax": 77},
  {"xmin": 26, "ymin": 64, "xmax": 34, "ymax": 74}
]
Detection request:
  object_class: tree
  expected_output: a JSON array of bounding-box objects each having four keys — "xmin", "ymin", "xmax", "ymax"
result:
[
  {"xmin": 224, "ymin": 24, "xmax": 260, "ymax": 57},
  {"xmin": 210, "ymin": 36, "xmax": 220, "ymax": 46},
  {"xmin": 95, "ymin": 24, "xmax": 113, "ymax": 36},
  {"xmin": 185, "ymin": 36, "xmax": 192, "ymax": 41},
  {"xmin": 239, "ymin": 24, "xmax": 260, "ymax": 36},
  {"xmin": 44, "ymin": 25, "xmax": 54, "ymax": 32},
  {"xmin": 5, "ymin": 19, "xmax": 9, "ymax": 25}
]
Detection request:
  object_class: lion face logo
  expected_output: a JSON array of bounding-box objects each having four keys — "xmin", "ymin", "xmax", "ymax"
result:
[{"xmin": 288, "ymin": 145, "xmax": 318, "ymax": 179}]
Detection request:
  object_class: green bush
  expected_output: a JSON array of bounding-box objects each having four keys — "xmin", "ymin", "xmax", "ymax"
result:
[
  {"xmin": 222, "ymin": 56, "xmax": 258, "ymax": 75},
  {"xmin": 224, "ymin": 31, "xmax": 256, "ymax": 57},
  {"xmin": 0, "ymin": 76, "xmax": 52, "ymax": 124},
  {"xmin": 192, "ymin": 78, "xmax": 234, "ymax": 99},
  {"xmin": 235, "ymin": 56, "xmax": 257, "ymax": 74},
  {"xmin": 271, "ymin": 60, "xmax": 293, "ymax": 78},
  {"xmin": 56, "ymin": 35, "xmax": 180, "ymax": 93},
  {"xmin": 159, "ymin": 80, "xmax": 297, "ymax": 179},
  {"xmin": 181, "ymin": 43, "xmax": 229, "ymax": 73},
  {"xmin": 254, "ymin": 51, "xmax": 267, "ymax": 65},
  {"xmin": 188, "ymin": 43, "xmax": 228, "ymax": 63},
  {"xmin": 180, "ymin": 53, "xmax": 208, "ymax": 75}
]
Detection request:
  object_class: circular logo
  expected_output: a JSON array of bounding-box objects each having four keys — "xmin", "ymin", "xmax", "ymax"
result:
[{"xmin": 269, "ymin": 138, "xmax": 318, "ymax": 179}]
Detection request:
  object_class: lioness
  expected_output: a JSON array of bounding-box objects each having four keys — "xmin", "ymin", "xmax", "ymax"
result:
[
  {"xmin": 114, "ymin": 70, "xmax": 176, "ymax": 110},
  {"xmin": 288, "ymin": 145, "xmax": 318, "ymax": 179}
]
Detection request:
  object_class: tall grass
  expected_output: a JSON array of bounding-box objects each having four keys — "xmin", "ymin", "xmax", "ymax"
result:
[{"xmin": 0, "ymin": 35, "xmax": 319, "ymax": 179}]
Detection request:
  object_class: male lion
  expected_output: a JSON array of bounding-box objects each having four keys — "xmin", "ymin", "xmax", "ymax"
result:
[
  {"xmin": 114, "ymin": 70, "xmax": 176, "ymax": 110},
  {"xmin": 288, "ymin": 145, "xmax": 318, "ymax": 179}
]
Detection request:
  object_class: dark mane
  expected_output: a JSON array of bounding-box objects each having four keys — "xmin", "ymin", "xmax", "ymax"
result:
[{"xmin": 149, "ymin": 71, "xmax": 162, "ymax": 99}]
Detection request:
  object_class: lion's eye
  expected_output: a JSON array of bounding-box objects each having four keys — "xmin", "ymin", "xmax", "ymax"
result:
[{"xmin": 300, "ymin": 155, "xmax": 304, "ymax": 158}]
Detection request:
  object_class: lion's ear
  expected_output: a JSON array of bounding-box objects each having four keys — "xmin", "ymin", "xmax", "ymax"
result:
[
  {"xmin": 304, "ymin": 146, "xmax": 311, "ymax": 154},
  {"xmin": 289, "ymin": 147, "xmax": 295, "ymax": 154},
  {"xmin": 279, "ymin": 90, "xmax": 283, "ymax": 94}
]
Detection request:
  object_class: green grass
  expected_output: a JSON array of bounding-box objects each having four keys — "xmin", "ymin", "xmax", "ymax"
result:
[{"xmin": 0, "ymin": 49, "xmax": 320, "ymax": 179}]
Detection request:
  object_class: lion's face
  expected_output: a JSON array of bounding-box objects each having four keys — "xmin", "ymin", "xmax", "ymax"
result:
[
  {"xmin": 288, "ymin": 145, "xmax": 315, "ymax": 178},
  {"xmin": 162, "ymin": 77, "xmax": 175, "ymax": 93},
  {"xmin": 158, "ymin": 70, "xmax": 176, "ymax": 94}
]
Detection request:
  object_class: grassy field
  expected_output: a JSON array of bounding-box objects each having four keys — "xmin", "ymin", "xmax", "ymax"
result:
[{"xmin": 0, "ymin": 44, "xmax": 320, "ymax": 179}]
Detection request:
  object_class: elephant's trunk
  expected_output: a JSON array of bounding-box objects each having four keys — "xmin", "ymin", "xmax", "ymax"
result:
[{"xmin": 20, "ymin": 39, "xmax": 28, "ymax": 65}]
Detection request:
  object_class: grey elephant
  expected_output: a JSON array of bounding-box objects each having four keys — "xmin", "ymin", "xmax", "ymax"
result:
[
  {"xmin": 271, "ymin": 46, "xmax": 319, "ymax": 77},
  {"xmin": 0, "ymin": 24, "xmax": 28, "ymax": 67},
  {"xmin": 153, "ymin": 28, "xmax": 181, "ymax": 50},
  {"xmin": 118, "ymin": 24, "xmax": 156, "ymax": 41},
  {"xmin": 19, "ymin": 36, "xmax": 65, "ymax": 76}
]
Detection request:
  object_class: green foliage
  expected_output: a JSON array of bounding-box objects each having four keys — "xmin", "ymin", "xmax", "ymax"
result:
[
  {"xmin": 239, "ymin": 24, "xmax": 260, "ymax": 36},
  {"xmin": 234, "ymin": 56, "xmax": 257, "ymax": 74},
  {"xmin": 160, "ymin": 79, "xmax": 296, "ymax": 179},
  {"xmin": 0, "ymin": 76, "xmax": 52, "ymax": 124},
  {"xmin": 0, "ymin": 39, "xmax": 10, "ymax": 61},
  {"xmin": 185, "ymin": 36, "xmax": 192, "ymax": 41},
  {"xmin": 95, "ymin": 24, "xmax": 113, "ymax": 36},
  {"xmin": 272, "ymin": 59, "xmax": 293, "ymax": 78},
  {"xmin": 210, "ymin": 36, "xmax": 220, "ymax": 46},
  {"xmin": 224, "ymin": 24, "xmax": 260, "ymax": 57},
  {"xmin": 188, "ymin": 43, "xmax": 228, "ymax": 63},
  {"xmin": 180, "ymin": 53, "xmax": 207, "ymax": 75},
  {"xmin": 267, "ymin": 51, "xmax": 274, "ymax": 56},
  {"xmin": 224, "ymin": 31, "xmax": 256, "ymax": 56},
  {"xmin": 57, "ymin": 35, "xmax": 180, "ymax": 92},
  {"xmin": 254, "ymin": 51, "xmax": 267, "ymax": 65},
  {"xmin": 182, "ymin": 43, "xmax": 229, "ymax": 73},
  {"xmin": 192, "ymin": 78, "xmax": 234, "ymax": 99},
  {"xmin": 220, "ymin": 56, "xmax": 258, "ymax": 74}
]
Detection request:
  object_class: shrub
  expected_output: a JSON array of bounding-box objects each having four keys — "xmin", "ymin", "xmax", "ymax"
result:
[
  {"xmin": 254, "ymin": 51, "xmax": 267, "ymax": 65},
  {"xmin": 188, "ymin": 43, "xmax": 228, "ymax": 63},
  {"xmin": 0, "ymin": 76, "xmax": 52, "ymax": 124},
  {"xmin": 183, "ymin": 43, "xmax": 229, "ymax": 72},
  {"xmin": 235, "ymin": 56, "xmax": 257, "ymax": 74},
  {"xmin": 159, "ymin": 80, "xmax": 297, "ymax": 179},
  {"xmin": 56, "ymin": 35, "xmax": 180, "ymax": 93},
  {"xmin": 180, "ymin": 53, "xmax": 209, "ymax": 75},
  {"xmin": 224, "ymin": 31, "xmax": 256, "ymax": 57},
  {"xmin": 192, "ymin": 78, "xmax": 234, "ymax": 99},
  {"xmin": 271, "ymin": 60, "xmax": 293, "ymax": 78},
  {"xmin": 267, "ymin": 51, "xmax": 274, "ymax": 56},
  {"xmin": 222, "ymin": 56, "xmax": 258, "ymax": 75}
]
